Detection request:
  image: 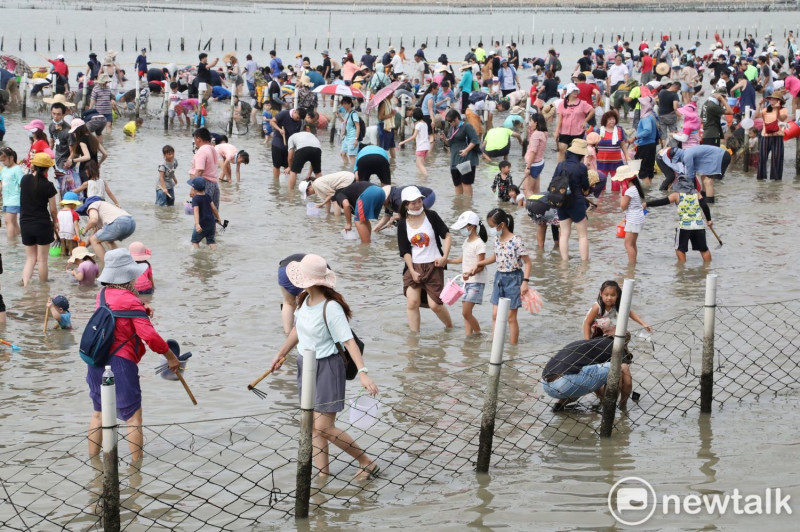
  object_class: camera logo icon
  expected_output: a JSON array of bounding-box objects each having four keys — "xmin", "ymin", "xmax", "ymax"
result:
[{"xmin": 608, "ymin": 477, "xmax": 657, "ymax": 525}]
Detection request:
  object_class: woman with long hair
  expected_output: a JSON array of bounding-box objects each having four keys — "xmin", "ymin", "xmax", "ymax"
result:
[
  {"xmin": 68, "ymin": 120, "xmax": 108, "ymax": 185},
  {"xmin": 19, "ymin": 153, "xmax": 59, "ymax": 286},
  {"xmin": 269, "ymin": 254, "xmax": 380, "ymax": 480}
]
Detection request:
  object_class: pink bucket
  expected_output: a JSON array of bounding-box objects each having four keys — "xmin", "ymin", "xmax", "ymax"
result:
[{"xmin": 440, "ymin": 276, "xmax": 466, "ymax": 306}]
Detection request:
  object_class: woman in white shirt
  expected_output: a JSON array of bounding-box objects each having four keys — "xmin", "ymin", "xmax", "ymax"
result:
[{"xmin": 269, "ymin": 254, "xmax": 379, "ymax": 481}]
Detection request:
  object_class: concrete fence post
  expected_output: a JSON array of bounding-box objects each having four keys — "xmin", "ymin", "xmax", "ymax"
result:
[
  {"xmin": 600, "ymin": 278, "xmax": 635, "ymax": 437},
  {"xmin": 476, "ymin": 297, "xmax": 510, "ymax": 473}
]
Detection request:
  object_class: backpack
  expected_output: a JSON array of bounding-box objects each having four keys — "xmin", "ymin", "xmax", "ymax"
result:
[
  {"xmin": 79, "ymin": 288, "xmax": 150, "ymax": 367},
  {"xmin": 554, "ymin": 58, "xmax": 563, "ymax": 72},
  {"xmin": 423, "ymin": 62, "xmax": 430, "ymax": 74},
  {"xmin": 349, "ymin": 112, "xmax": 366, "ymax": 141},
  {"xmin": 546, "ymin": 169, "xmax": 573, "ymax": 208}
]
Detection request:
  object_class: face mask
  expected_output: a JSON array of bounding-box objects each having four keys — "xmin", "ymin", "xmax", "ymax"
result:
[
  {"xmin": 487, "ymin": 226, "xmax": 498, "ymax": 237},
  {"xmin": 407, "ymin": 208, "xmax": 424, "ymax": 216},
  {"xmin": 459, "ymin": 228, "xmax": 470, "ymax": 237},
  {"xmin": 53, "ymin": 119, "xmax": 63, "ymax": 125}
]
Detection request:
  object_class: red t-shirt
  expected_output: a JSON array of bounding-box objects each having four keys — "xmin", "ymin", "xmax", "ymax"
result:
[
  {"xmin": 576, "ymin": 83, "xmax": 596, "ymax": 106},
  {"xmin": 97, "ymin": 288, "xmax": 168, "ymax": 364},
  {"xmin": 641, "ymin": 55, "xmax": 653, "ymax": 73}
]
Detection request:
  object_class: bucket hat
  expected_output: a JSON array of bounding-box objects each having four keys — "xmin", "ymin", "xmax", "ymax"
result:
[
  {"xmin": 97, "ymin": 249, "xmax": 148, "ymax": 285},
  {"xmin": 128, "ymin": 241, "xmax": 152, "ymax": 262},
  {"xmin": 286, "ymin": 254, "xmax": 336, "ymax": 289},
  {"xmin": 611, "ymin": 165, "xmax": 637, "ymax": 181},
  {"xmin": 567, "ymin": 138, "xmax": 588, "ymax": 156},
  {"xmin": 68, "ymin": 246, "xmax": 96, "ymax": 263}
]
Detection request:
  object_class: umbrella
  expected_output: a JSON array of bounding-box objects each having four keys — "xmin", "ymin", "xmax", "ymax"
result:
[
  {"xmin": 0, "ymin": 55, "xmax": 33, "ymax": 77},
  {"xmin": 313, "ymin": 84, "xmax": 364, "ymax": 99},
  {"xmin": 365, "ymin": 81, "xmax": 403, "ymax": 112}
]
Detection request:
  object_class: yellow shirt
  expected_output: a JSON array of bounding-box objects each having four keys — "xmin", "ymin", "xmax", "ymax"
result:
[{"xmin": 123, "ymin": 121, "xmax": 137, "ymax": 136}]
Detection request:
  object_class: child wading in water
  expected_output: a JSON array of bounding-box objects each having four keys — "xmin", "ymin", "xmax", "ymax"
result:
[
  {"xmin": 397, "ymin": 108, "xmax": 430, "ymax": 176},
  {"xmin": 156, "ymin": 145, "xmax": 178, "ymax": 206},
  {"xmin": 72, "ymin": 160, "xmax": 120, "ymax": 206},
  {"xmin": 491, "ymin": 161, "xmax": 514, "ymax": 202},
  {"xmin": 129, "ymin": 241, "xmax": 155, "ymax": 294},
  {"xmin": 57, "ymin": 192, "xmax": 82, "ymax": 256},
  {"xmin": 448, "ymin": 211, "xmax": 488, "ymax": 335},
  {"xmin": 612, "ymin": 165, "xmax": 646, "ymax": 265},
  {"xmin": 47, "ymin": 295, "xmax": 72, "ymax": 329},
  {"xmin": 470, "ymin": 209, "xmax": 532, "ymax": 345},
  {"xmin": 67, "ymin": 246, "xmax": 99, "ymax": 286},
  {"xmin": 582, "ymin": 280, "xmax": 651, "ymax": 409},
  {"xmin": 188, "ymin": 177, "xmax": 222, "ymax": 249}
]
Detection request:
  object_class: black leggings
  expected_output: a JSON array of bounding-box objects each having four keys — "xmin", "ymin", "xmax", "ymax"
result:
[{"xmin": 635, "ymin": 143, "xmax": 657, "ymax": 180}]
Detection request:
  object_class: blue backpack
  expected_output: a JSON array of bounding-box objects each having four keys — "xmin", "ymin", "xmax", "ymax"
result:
[{"xmin": 79, "ymin": 288, "xmax": 150, "ymax": 367}]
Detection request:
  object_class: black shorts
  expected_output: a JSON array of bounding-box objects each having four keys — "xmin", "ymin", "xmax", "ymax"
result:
[
  {"xmin": 422, "ymin": 115, "xmax": 433, "ymax": 134},
  {"xmin": 291, "ymin": 146, "xmax": 322, "ymax": 174},
  {"xmin": 484, "ymin": 144, "xmax": 510, "ymax": 158},
  {"xmin": 450, "ymin": 166, "xmax": 476, "ymax": 187},
  {"xmin": 701, "ymin": 137, "xmax": 720, "ymax": 147},
  {"xmin": 271, "ymin": 145, "xmax": 289, "ymax": 169},
  {"xmin": 355, "ymin": 154, "xmax": 391, "ymax": 185},
  {"xmin": 558, "ymin": 133, "xmax": 583, "ymax": 147},
  {"xmin": 21, "ymin": 223, "xmax": 55, "ymax": 247},
  {"xmin": 675, "ymin": 228, "xmax": 708, "ymax": 253},
  {"xmin": 0, "ymin": 294, "xmax": 5, "ymax": 313}
]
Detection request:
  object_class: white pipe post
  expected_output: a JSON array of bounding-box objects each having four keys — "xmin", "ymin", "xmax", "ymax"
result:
[
  {"xmin": 742, "ymin": 105, "xmax": 751, "ymax": 172},
  {"xmin": 476, "ymin": 297, "xmax": 510, "ymax": 473},
  {"xmin": 600, "ymin": 278, "xmax": 635, "ymax": 437},
  {"xmin": 229, "ymin": 87, "xmax": 236, "ymax": 135},
  {"xmin": 329, "ymin": 94, "xmax": 339, "ymax": 143},
  {"xmin": 134, "ymin": 76, "xmax": 141, "ymax": 118},
  {"xmin": 101, "ymin": 365, "xmax": 120, "ymax": 530},
  {"xmin": 700, "ymin": 274, "xmax": 718, "ymax": 413},
  {"xmin": 295, "ymin": 350, "xmax": 317, "ymax": 519},
  {"xmin": 162, "ymin": 91, "xmax": 169, "ymax": 130},
  {"xmin": 399, "ymin": 95, "xmax": 408, "ymax": 144},
  {"xmin": 21, "ymin": 74, "xmax": 28, "ymax": 118}
]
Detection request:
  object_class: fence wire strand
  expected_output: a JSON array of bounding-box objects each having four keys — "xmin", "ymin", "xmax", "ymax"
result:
[{"xmin": 3, "ymin": 300, "xmax": 800, "ymax": 529}]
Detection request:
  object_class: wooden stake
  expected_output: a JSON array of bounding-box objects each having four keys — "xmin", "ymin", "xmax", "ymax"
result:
[{"xmin": 43, "ymin": 306, "xmax": 50, "ymax": 333}]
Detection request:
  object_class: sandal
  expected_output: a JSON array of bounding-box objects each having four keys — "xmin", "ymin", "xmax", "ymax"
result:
[{"xmin": 355, "ymin": 462, "xmax": 380, "ymax": 481}]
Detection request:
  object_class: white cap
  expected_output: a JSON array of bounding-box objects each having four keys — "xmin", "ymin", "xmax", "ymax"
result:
[
  {"xmin": 56, "ymin": 54, "xmax": 65, "ymax": 60},
  {"xmin": 299, "ymin": 180, "xmax": 311, "ymax": 200},
  {"xmin": 565, "ymin": 83, "xmax": 579, "ymax": 94},
  {"xmin": 642, "ymin": 48, "xmax": 650, "ymax": 53},
  {"xmin": 646, "ymin": 80, "xmax": 661, "ymax": 89},
  {"xmin": 451, "ymin": 210, "xmax": 481, "ymax": 230},
  {"xmin": 400, "ymin": 186, "xmax": 424, "ymax": 203}
]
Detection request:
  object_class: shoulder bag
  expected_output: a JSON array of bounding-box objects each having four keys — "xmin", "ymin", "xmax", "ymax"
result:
[{"xmin": 322, "ymin": 300, "xmax": 364, "ymax": 380}]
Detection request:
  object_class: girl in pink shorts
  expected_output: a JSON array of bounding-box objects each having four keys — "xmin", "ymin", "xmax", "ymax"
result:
[{"xmin": 398, "ymin": 108, "xmax": 430, "ymax": 176}]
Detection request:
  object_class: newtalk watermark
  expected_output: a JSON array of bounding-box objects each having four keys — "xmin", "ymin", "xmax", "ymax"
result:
[{"xmin": 608, "ymin": 477, "xmax": 793, "ymax": 526}]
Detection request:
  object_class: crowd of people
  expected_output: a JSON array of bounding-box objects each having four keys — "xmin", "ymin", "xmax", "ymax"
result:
[{"xmin": 0, "ymin": 27, "xmax": 796, "ymax": 476}]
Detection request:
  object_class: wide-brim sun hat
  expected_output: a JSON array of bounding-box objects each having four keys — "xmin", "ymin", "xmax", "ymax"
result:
[
  {"xmin": 69, "ymin": 119, "xmax": 85, "ymax": 133},
  {"xmin": 43, "ymin": 93, "xmax": 76, "ymax": 107},
  {"xmin": 60, "ymin": 191, "xmax": 82, "ymax": 205},
  {"xmin": 567, "ymin": 138, "xmax": 589, "ymax": 156},
  {"xmin": 68, "ymin": 246, "xmax": 96, "ymax": 263},
  {"xmin": 98, "ymin": 249, "xmax": 149, "ymax": 285},
  {"xmin": 128, "ymin": 241, "xmax": 152, "ymax": 262},
  {"xmin": 97, "ymin": 73, "xmax": 111, "ymax": 84},
  {"xmin": 285, "ymin": 254, "xmax": 336, "ymax": 289},
  {"xmin": 451, "ymin": 210, "xmax": 481, "ymax": 230},
  {"xmin": 611, "ymin": 165, "xmax": 638, "ymax": 181},
  {"xmin": 655, "ymin": 63, "xmax": 671, "ymax": 76},
  {"xmin": 769, "ymin": 89, "xmax": 787, "ymax": 101}
]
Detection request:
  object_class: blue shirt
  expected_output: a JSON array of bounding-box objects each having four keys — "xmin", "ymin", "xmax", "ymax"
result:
[
  {"xmin": 458, "ymin": 70, "xmax": 473, "ymax": 93},
  {"xmin": 295, "ymin": 299, "xmax": 353, "ymax": 360},
  {"xmin": 57, "ymin": 312, "xmax": 72, "ymax": 329},
  {"xmin": 503, "ymin": 115, "xmax": 524, "ymax": 129},
  {"xmin": 421, "ymin": 93, "xmax": 435, "ymax": 116},
  {"xmin": 354, "ymin": 146, "xmax": 389, "ymax": 172},
  {"xmin": 135, "ymin": 55, "xmax": 149, "ymax": 72},
  {"xmin": 682, "ymin": 145, "xmax": 726, "ymax": 181},
  {"xmin": 306, "ymin": 70, "xmax": 325, "ymax": 88},
  {"xmin": 635, "ymin": 115, "xmax": 658, "ymax": 145},
  {"xmin": 192, "ymin": 194, "xmax": 216, "ymax": 230},
  {"xmin": 211, "ymin": 86, "xmax": 231, "ymax": 100},
  {"xmin": 270, "ymin": 57, "xmax": 283, "ymax": 73}
]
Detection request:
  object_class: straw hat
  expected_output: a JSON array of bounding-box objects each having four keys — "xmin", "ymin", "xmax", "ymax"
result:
[
  {"xmin": 128, "ymin": 241, "xmax": 152, "ymax": 262},
  {"xmin": 97, "ymin": 249, "xmax": 148, "ymax": 285},
  {"xmin": 97, "ymin": 73, "xmax": 111, "ymax": 84},
  {"xmin": 42, "ymin": 93, "xmax": 76, "ymax": 107},
  {"xmin": 769, "ymin": 89, "xmax": 787, "ymax": 101},
  {"xmin": 611, "ymin": 165, "xmax": 638, "ymax": 181},
  {"xmin": 68, "ymin": 246, "xmax": 96, "ymax": 263},
  {"xmin": 286, "ymin": 254, "xmax": 336, "ymax": 289},
  {"xmin": 655, "ymin": 62, "xmax": 670, "ymax": 76},
  {"xmin": 567, "ymin": 138, "xmax": 588, "ymax": 156}
]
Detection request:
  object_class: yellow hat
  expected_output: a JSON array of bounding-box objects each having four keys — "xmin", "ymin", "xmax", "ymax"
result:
[{"xmin": 31, "ymin": 153, "xmax": 55, "ymax": 168}]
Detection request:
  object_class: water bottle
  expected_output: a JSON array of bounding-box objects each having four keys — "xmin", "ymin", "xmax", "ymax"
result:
[{"xmin": 102, "ymin": 365, "xmax": 114, "ymax": 386}]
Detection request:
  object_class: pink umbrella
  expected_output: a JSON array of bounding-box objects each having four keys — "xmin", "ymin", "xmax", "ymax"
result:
[
  {"xmin": 365, "ymin": 81, "xmax": 403, "ymax": 112},
  {"xmin": 313, "ymin": 84, "xmax": 364, "ymax": 99}
]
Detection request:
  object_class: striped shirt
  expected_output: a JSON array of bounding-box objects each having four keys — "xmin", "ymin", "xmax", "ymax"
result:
[{"xmin": 91, "ymin": 85, "xmax": 113, "ymax": 115}]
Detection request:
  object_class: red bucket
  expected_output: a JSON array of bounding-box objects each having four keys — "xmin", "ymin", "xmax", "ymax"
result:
[
  {"xmin": 783, "ymin": 121, "xmax": 800, "ymax": 141},
  {"xmin": 616, "ymin": 220, "xmax": 626, "ymax": 238}
]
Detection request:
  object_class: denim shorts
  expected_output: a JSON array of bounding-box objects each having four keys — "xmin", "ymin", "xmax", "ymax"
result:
[
  {"xmin": 462, "ymin": 282, "xmax": 485, "ymax": 304},
  {"xmin": 95, "ymin": 215, "xmax": 136, "ymax": 242},
  {"xmin": 542, "ymin": 362, "xmax": 610, "ymax": 400},
  {"xmin": 191, "ymin": 225, "xmax": 216, "ymax": 245},
  {"xmin": 490, "ymin": 269, "xmax": 523, "ymax": 309},
  {"xmin": 278, "ymin": 265, "xmax": 302, "ymax": 296},
  {"xmin": 2, "ymin": 205, "xmax": 20, "ymax": 213},
  {"xmin": 155, "ymin": 188, "xmax": 175, "ymax": 206}
]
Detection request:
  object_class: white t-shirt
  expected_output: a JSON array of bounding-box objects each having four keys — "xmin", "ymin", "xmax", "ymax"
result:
[
  {"xmin": 57, "ymin": 210, "xmax": 76, "ymax": 239},
  {"xmin": 87, "ymin": 179, "xmax": 106, "ymax": 200},
  {"xmin": 168, "ymin": 91, "xmax": 182, "ymax": 110},
  {"xmin": 287, "ymin": 131, "xmax": 322, "ymax": 151},
  {"xmin": 407, "ymin": 216, "xmax": 442, "ymax": 264},
  {"xmin": 362, "ymin": 125, "xmax": 380, "ymax": 146},
  {"xmin": 608, "ymin": 64, "xmax": 629, "ymax": 85},
  {"xmin": 462, "ymin": 237, "xmax": 488, "ymax": 284},
  {"xmin": 624, "ymin": 186, "xmax": 645, "ymax": 225},
  {"xmin": 414, "ymin": 122, "xmax": 430, "ymax": 151},
  {"xmin": 391, "ymin": 55, "xmax": 404, "ymax": 74}
]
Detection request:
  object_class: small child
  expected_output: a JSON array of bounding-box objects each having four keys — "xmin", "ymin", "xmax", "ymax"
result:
[
  {"xmin": 188, "ymin": 177, "xmax": 221, "ymax": 249},
  {"xmin": 129, "ymin": 241, "xmax": 155, "ymax": 294},
  {"xmin": 611, "ymin": 165, "xmax": 646, "ymax": 265},
  {"xmin": 469, "ymin": 209, "xmax": 532, "ymax": 345},
  {"xmin": 57, "ymin": 192, "xmax": 82, "ymax": 256},
  {"xmin": 583, "ymin": 280, "xmax": 651, "ymax": 339},
  {"xmin": 507, "ymin": 185, "xmax": 525, "ymax": 207},
  {"xmin": 123, "ymin": 117, "xmax": 144, "ymax": 138},
  {"xmin": 67, "ymin": 246, "xmax": 99, "ymax": 286},
  {"xmin": 491, "ymin": 161, "xmax": 514, "ymax": 202},
  {"xmin": 0, "ymin": 103, "xmax": 5, "ymax": 141},
  {"xmin": 397, "ymin": 108, "xmax": 430, "ymax": 176},
  {"xmin": 672, "ymin": 101, "xmax": 701, "ymax": 147},
  {"xmin": 167, "ymin": 82, "xmax": 187, "ymax": 127},
  {"xmin": 72, "ymin": 160, "xmax": 120, "ymax": 206},
  {"xmin": 447, "ymin": 211, "xmax": 488, "ymax": 335},
  {"xmin": 156, "ymin": 145, "xmax": 177, "ymax": 206},
  {"xmin": 47, "ymin": 295, "xmax": 72, "ymax": 329},
  {"xmin": 524, "ymin": 192, "xmax": 560, "ymax": 249}
]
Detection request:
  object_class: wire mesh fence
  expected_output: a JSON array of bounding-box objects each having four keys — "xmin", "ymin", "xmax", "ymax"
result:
[{"xmin": 2, "ymin": 297, "xmax": 800, "ymax": 529}]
